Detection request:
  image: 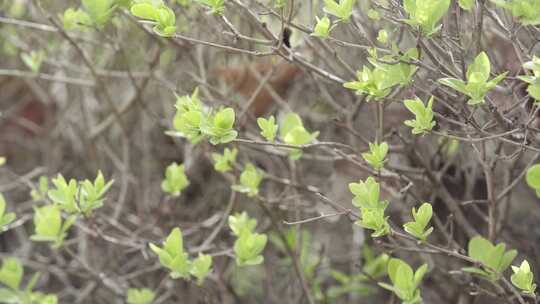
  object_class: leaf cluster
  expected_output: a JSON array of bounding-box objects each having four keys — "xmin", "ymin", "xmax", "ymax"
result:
[
  {"xmin": 344, "ymin": 48, "xmax": 418, "ymax": 100},
  {"xmin": 212, "ymin": 148, "xmax": 238, "ymax": 173},
  {"xmin": 403, "ymin": 96, "xmax": 436, "ymax": 135},
  {"xmin": 510, "ymin": 260, "xmax": 537, "ymax": 295},
  {"xmin": 403, "ymin": 202, "xmax": 433, "ymax": 241},
  {"xmin": 311, "ymin": 16, "xmax": 334, "ymax": 38},
  {"xmin": 279, "ymin": 113, "xmax": 319, "ymax": 160},
  {"xmin": 48, "ymin": 171, "xmax": 114, "ymax": 216},
  {"xmin": 439, "ymin": 52, "xmax": 507, "ymax": 105},
  {"xmin": 463, "ymin": 236, "xmax": 517, "ymax": 280},
  {"xmin": 525, "ymin": 163, "xmax": 540, "ymax": 197},
  {"xmin": 0, "ymin": 257, "xmax": 58, "ymax": 303},
  {"xmin": 149, "ymin": 228, "xmax": 212, "ymax": 283},
  {"xmin": 403, "ymin": 0, "xmax": 451, "ymax": 36},
  {"xmin": 131, "ymin": 0, "xmax": 177, "ymax": 37},
  {"xmin": 348, "ymin": 177, "xmax": 390, "ymax": 237},
  {"xmin": 379, "ymin": 258, "xmax": 428, "ymax": 304},
  {"xmin": 161, "ymin": 163, "xmax": 190, "ymax": 196},
  {"xmin": 170, "ymin": 88, "xmax": 237, "ymax": 145},
  {"xmin": 31, "ymin": 205, "xmax": 76, "ymax": 249},
  {"xmin": 323, "ymin": 0, "xmax": 357, "ymax": 22},
  {"xmin": 361, "ymin": 141, "xmax": 389, "ymax": 170},
  {"xmin": 257, "ymin": 116, "xmax": 278, "ymax": 142},
  {"xmin": 491, "ymin": 0, "xmax": 540, "ymax": 25},
  {"xmin": 518, "ymin": 56, "xmax": 540, "ymax": 102},
  {"xmin": 231, "ymin": 163, "xmax": 263, "ymax": 197},
  {"xmin": 228, "ymin": 212, "xmax": 267, "ymax": 266}
]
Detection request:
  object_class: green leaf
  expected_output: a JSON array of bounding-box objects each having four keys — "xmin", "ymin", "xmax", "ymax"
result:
[
  {"xmin": 150, "ymin": 227, "xmax": 191, "ymax": 279},
  {"xmin": 48, "ymin": 174, "xmax": 79, "ymax": 213},
  {"xmin": 511, "ymin": 260, "xmax": 537, "ymax": 294},
  {"xmin": 438, "ymin": 78, "xmax": 468, "ymax": 94},
  {"xmin": 403, "ymin": 96, "xmax": 436, "ymax": 135},
  {"xmin": 257, "ymin": 116, "xmax": 278, "ymax": 142},
  {"xmin": 78, "ymin": 170, "xmax": 114, "ymax": 216},
  {"xmin": 348, "ymin": 176, "xmax": 383, "ymax": 209},
  {"xmin": 467, "ymin": 52, "xmax": 490, "ymax": 83},
  {"xmin": 131, "ymin": 1, "xmax": 177, "ymax": 37},
  {"xmin": 395, "ymin": 263, "xmax": 414, "ymax": 297},
  {"xmin": 0, "ymin": 258, "xmax": 23, "ymax": 290},
  {"xmin": 212, "ymin": 148, "xmax": 237, "ymax": 173},
  {"xmin": 30, "ymin": 204, "xmax": 74, "ymax": 249},
  {"xmin": 161, "ymin": 163, "xmax": 190, "ymax": 196},
  {"xmin": 130, "ymin": 3, "xmax": 158, "ymax": 20},
  {"xmin": 168, "ymin": 254, "xmax": 190, "ymax": 278},
  {"xmin": 403, "ymin": 202, "xmax": 433, "ymax": 241},
  {"xmin": 499, "ymin": 249, "xmax": 517, "ymax": 274},
  {"xmin": 468, "ymin": 236, "xmax": 492, "ymax": 263},
  {"xmin": 31, "ymin": 176, "xmax": 49, "ymax": 201},
  {"xmin": 439, "ymin": 52, "xmax": 506, "ymax": 105},
  {"xmin": 228, "ymin": 212, "xmax": 258, "ymax": 236},
  {"xmin": 358, "ymin": 209, "xmax": 390, "ymax": 237},
  {"xmin": 466, "ymin": 236, "xmax": 516, "ymax": 279},
  {"xmin": 202, "ymin": 107, "xmax": 238, "ymax": 144},
  {"xmin": 279, "ymin": 113, "xmax": 318, "ymax": 159},
  {"xmin": 190, "ymin": 253, "xmax": 212, "ymax": 285},
  {"xmin": 280, "ymin": 113, "xmax": 303, "ymax": 139},
  {"xmin": 520, "ymin": 56, "xmax": 540, "ymax": 102},
  {"xmin": 413, "ymin": 264, "xmax": 428, "ymax": 289},
  {"xmin": 345, "ymin": 48, "xmax": 418, "ymax": 100},
  {"xmin": 234, "ymin": 233, "xmax": 267, "ymax": 266},
  {"xmin": 0, "ymin": 194, "xmax": 16, "ymax": 229},
  {"xmin": 322, "ymin": 0, "xmax": 357, "ymax": 22},
  {"xmin": 362, "ymin": 247, "xmax": 389, "ymax": 279},
  {"xmin": 403, "ymin": 0, "xmax": 451, "ymax": 36},
  {"xmin": 312, "ymin": 16, "xmax": 332, "ymax": 38},
  {"xmin": 382, "ymin": 258, "xmax": 425, "ymax": 302},
  {"xmin": 164, "ymin": 227, "xmax": 183, "ymax": 256},
  {"xmin": 527, "ymin": 83, "xmax": 540, "ymax": 101},
  {"xmin": 232, "ymin": 163, "xmax": 263, "ymax": 197},
  {"xmin": 361, "ymin": 141, "xmax": 389, "ymax": 170},
  {"xmin": 127, "ymin": 288, "xmax": 156, "ymax": 304},
  {"xmin": 214, "ymin": 108, "xmax": 235, "ymax": 130},
  {"xmin": 387, "ymin": 258, "xmax": 407, "ymax": 285},
  {"xmin": 229, "ymin": 212, "xmax": 267, "ymax": 267},
  {"xmin": 31, "ymin": 205, "xmax": 65, "ymax": 247},
  {"xmin": 526, "ymin": 164, "xmax": 540, "ymax": 190},
  {"xmin": 348, "ymin": 177, "xmax": 390, "ymax": 237}
]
